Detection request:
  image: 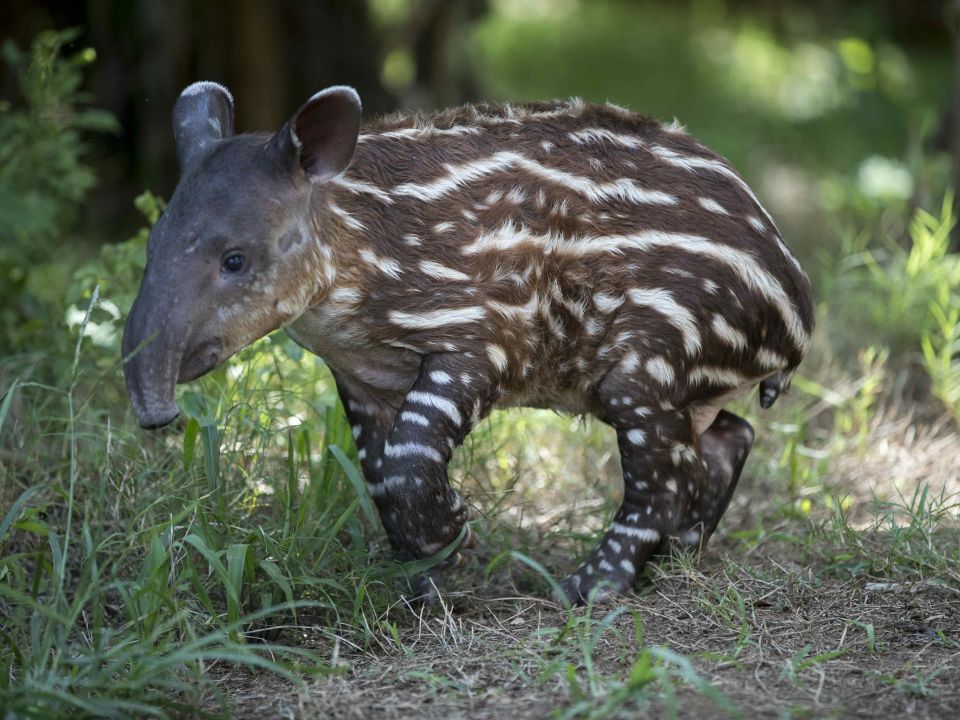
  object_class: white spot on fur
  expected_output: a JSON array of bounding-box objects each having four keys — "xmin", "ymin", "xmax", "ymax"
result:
[
  {"xmin": 395, "ymin": 151, "xmax": 677, "ymax": 206},
  {"xmin": 698, "ymin": 197, "xmax": 729, "ymax": 215},
  {"xmin": 688, "ymin": 366, "xmax": 750, "ymax": 388},
  {"xmin": 488, "ymin": 293, "xmax": 539, "ymax": 323},
  {"xmin": 486, "ymin": 344, "xmax": 508, "ymax": 372},
  {"xmin": 359, "ymin": 248, "xmax": 402, "ymax": 279},
  {"xmin": 407, "ymin": 391, "xmax": 462, "ymax": 426},
  {"xmin": 610, "ymin": 524, "xmax": 660, "ymax": 542},
  {"xmin": 627, "ymin": 429, "xmax": 646, "ymax": 446},
  {"xmin": 384, "ymin": 442, "xmax": 443, "ymax": 462},
  {"xmin": 627, "ymin": 287, "xmax": 701, "ymax": 356},
  {"xmin": 757, "ymin": 347, "xmax": 788, "ymax": 369},
  {"xmin": 506, "ymin": 187, "xmax": 528, "ymax": 204},
  {"xmin": 584, "ymin": 317, "xmax": 604, "ymax": 336},
  {"xmin": 330, "ymin": 286, "xmax": 361, "ymax": 304},
  {"xmin": 389, "ymin": 306, "xmax": 486, "ymax": 329},
  {"xmin": 645, "ymin": 356, "xmax": 675, "ymax": 385},
  {"xmin": 327, "ymin": 202, "xmax": 365, "ymax": 231},
  {"xmin": 359, "ymin": 125, "xmax": 481, "ymax": 142},
  {"xmin": 593, "ymin": 292, "xmax": 624, "ymax": 313},
  {"xmin": 330, "ymin": 177, "xmax": 395, "ymax": 204},
  {"xmin": 619, "ymin": 351, "xmax": 640, "ymax": 373},
  {"xmin": 568, "ymin": 128, "xmax": 643, "ymax": 149},
  {"xmin": 418, "ymin": 260, "xmax": 471, "ymax": 282},
  {"xmin": 711, "ymin": 314, "xmax": 748, "ymax": 350}
]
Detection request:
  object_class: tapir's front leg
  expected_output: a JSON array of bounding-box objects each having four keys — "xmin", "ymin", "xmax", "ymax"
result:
[
  {"xmin": 362, "ymin": 355, "xmax": 499, "ymax": 569},
  {"xmin": 330, "ymin": 369, "xmax": 398, "ymax": 488}
]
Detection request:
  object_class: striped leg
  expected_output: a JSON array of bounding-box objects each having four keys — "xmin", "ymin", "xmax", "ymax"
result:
[
  {"xmin": 371, "ymin": 354, "xmax": 498, "ymax": 568},
  {"xmin": 331, "ymin": 369, "xmax": 398, "ymax": 488},
  {"xmin": 561, "ymin": 383, "xmax": 703, "ymax": 603},
  {"xmin": 673, "ymin": 410, "xmax": 754, "ymax": 551}
]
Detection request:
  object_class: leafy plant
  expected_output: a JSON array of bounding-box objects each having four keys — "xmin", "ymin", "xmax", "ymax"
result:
[
  {"xmin": 0, "ymin": 28, "xmax": 118, "ymax": 350},
  {"xmin": 0, "ymin": 281, "xmax": 387, "ymax": 717},
  {"xmin": 841, "ymin": 193, "xmax": 960, "ymax": 357},
  {"xmin": 921, "ymin": 278, "xmax": 960, "ymax": 423}
]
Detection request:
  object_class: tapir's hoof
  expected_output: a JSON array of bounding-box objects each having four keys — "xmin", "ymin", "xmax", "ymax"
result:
[
  {"xmin": 557, "ymin": 571, "xmax": 631, "ymax": 607},
  {"xmin": 404, "ymin": 572, "xmax": 443, "ymax": 606}
]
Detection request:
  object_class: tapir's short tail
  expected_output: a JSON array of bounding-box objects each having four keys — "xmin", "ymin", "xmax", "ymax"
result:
[{"xmin": 759, "ymin": 370, "xmax": 793, "ymax": 409}]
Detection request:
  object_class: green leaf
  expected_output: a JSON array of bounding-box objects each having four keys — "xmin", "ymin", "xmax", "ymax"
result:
[
  {"xmin": 0, "ymin": 378, "xmax": 19, "ymax": 440},
  {"xmin": 182, "ymin": 416, "xmax": 199, "ymax": 470},
  {"xmin": 330, "ymin": 445, "xmax": 377, "ymax": 527},
  {"xmin": 0, "ymin": 486, "xmax": 41, "ymax": 546},
  {"xmin": 225, "ymin": 543, "xmax": 249, "ymax": 627}
]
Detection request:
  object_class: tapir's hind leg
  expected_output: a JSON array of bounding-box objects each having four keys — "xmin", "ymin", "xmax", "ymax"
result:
[
  {"xmin": 671, "ymin": 410, "xmax": 754, "ymax": 552},
  {"xmin": 560, "ymin": 367, "xmax": 706, "ymax": 604}
]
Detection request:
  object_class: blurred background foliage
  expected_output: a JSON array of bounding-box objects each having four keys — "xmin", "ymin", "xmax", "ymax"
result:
[
  {"xmin": 1, "ymin": 2, "xmax": 960, "ymax": 714},
  {"xmin": 0, "ymin": 0, "xmax": 957, "ymax": 380}
]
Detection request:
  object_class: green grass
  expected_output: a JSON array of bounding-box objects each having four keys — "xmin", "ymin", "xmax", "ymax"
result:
[{"xmin": 0, "ymin": 293, "xmax": 390, "ymax": 717}]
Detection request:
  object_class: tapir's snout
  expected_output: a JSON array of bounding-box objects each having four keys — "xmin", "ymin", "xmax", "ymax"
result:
[{"xmin": 122, "ymin": 285, "xmax": 187, "ymax": 430}]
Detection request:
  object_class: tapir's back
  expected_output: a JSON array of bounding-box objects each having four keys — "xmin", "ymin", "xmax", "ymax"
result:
[{"xmin": 320, "ymin": 99, "xmax": 813, "ymax": 407}]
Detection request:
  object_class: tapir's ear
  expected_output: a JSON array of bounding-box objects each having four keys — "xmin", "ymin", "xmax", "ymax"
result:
[
  {"xmin": 172, "ymin": 81, "xmax": 234, "ymax": 173},
  {"xmin": 271, "ymin": 86, "xmax": 361, "ymax": 183}
]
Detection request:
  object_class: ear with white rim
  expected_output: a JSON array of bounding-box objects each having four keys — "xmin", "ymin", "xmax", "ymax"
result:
[
  {"xmin": 271, "ymin": 86, "xmax": 362, "ymax": 183},
  {"xmin": 172, "ymin": 81, "xmax": 234, "ymax": 173}
]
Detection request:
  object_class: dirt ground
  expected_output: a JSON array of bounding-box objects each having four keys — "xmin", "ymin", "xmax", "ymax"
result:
[{"xmin": 211, "ymin": 555, "xmax": 959, "ymax": 719}]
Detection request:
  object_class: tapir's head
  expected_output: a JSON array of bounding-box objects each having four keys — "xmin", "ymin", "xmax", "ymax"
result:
[{"xmin": 122, "ymin": 82, "xmax": 361, "ymax": 428}]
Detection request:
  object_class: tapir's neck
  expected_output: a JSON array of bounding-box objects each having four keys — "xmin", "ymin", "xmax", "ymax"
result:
[{"xmin": 302, "ymin": 176, "xmax": 393, "ymax": 312}]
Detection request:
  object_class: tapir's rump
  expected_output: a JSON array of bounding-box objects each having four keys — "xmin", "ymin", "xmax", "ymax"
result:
[{"xmin": 124, "ymin": 83, "xmax": 813, "ymax": 604}]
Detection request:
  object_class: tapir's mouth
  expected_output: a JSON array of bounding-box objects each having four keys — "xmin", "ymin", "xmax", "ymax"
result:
[
  {"xmin": 141, "ymin": 413, "xmax": 179, "ymax": 431},
  {"xmin": 178, "ymin": 339, "xmax": 224, "ymax": 383}
]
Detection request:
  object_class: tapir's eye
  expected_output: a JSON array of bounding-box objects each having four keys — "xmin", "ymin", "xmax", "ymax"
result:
[{"xmin": 221, "ymin": 252, "xmax": 245, "ymax": 273}]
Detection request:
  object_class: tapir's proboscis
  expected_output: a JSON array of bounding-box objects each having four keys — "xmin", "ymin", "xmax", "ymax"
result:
[{"xmin": 123, "ymin": 81, "xmax": 813, "ymax": 604}]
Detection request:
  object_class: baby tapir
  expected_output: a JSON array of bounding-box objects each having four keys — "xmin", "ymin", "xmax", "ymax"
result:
[{"xmin": 122, "ymin": 81, "xmax": 814, "ymax": 604}]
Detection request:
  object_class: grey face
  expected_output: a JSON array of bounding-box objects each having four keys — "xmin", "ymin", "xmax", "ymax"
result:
[{"xmin": 122, "ymin": 82, "xmax": 361, "ymax": 428}]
